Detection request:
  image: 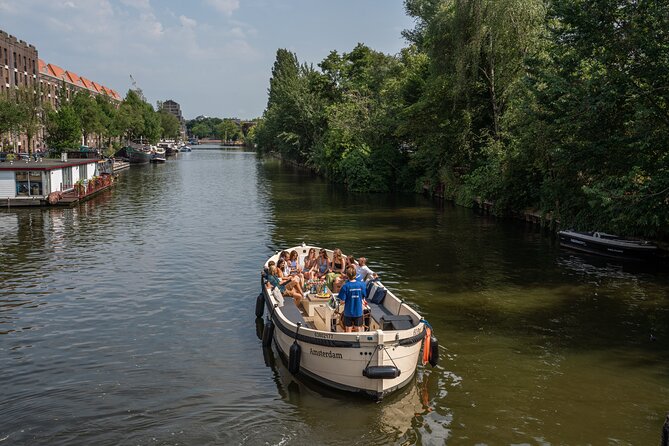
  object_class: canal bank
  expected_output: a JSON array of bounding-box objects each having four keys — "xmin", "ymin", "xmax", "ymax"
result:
[{"xmin": 271, "ymin": 153, "xmax": 669, "ymax": 257}]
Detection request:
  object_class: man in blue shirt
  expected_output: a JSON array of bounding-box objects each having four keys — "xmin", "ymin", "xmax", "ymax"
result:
[{"xmin": 338, "ymin": 265, "xmax": 367, "ymax": 332}]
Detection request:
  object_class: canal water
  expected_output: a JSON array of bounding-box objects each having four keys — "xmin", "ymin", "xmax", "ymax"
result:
[{"xmin": 1, "ymin": 146, "xmax": 668, "ymax": 445}]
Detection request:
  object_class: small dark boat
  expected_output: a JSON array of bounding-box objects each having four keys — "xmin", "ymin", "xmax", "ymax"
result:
[
  {"xmin": 558, "ymin": 230, "xmax": 658, "ymax": 260},
  {"xmin": 125, "ymin": 146, "xmax": 152, "ymax": 164}
]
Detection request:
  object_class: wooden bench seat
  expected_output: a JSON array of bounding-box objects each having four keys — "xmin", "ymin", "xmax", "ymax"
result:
[
  {"xmin": 279, "ymin": 297, "xmax": 306, "ymax": 325},
  {"xmin": 367, "ymin": 303, "xmax": 414, "ymax": 330}
]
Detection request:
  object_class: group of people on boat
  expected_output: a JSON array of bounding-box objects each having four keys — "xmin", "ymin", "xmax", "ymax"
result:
[{"xmin": 264, "ymin": 248, "xmax": 378, "ymax": 332}]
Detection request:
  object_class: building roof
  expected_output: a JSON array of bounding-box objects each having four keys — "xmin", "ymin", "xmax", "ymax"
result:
[
  {"xmin": 79, "ymin": 76, "xmax": 94, "ymax": 90},
  {"xmin": 47, "ymin": 63, "xmax": 66, "ymax": 80},
  {"xmin": 65, "ymin": 71, "xmax": 86, "ymax": 89},
  {"xmin": 36, "ymin": 59, "xmax": 120, "ymax": 102},
  {"xmin": 0, "ymin": 158, "xmax": 98, "ymax": 172},
  {"xmin": 38, "ymin": 59, "xmax": 48, "ymax": 74}
]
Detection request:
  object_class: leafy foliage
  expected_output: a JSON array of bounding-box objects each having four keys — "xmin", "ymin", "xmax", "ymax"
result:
[
  {"xmin": 45, "ymin": 105, "xmax": 82, "ymax": 152},
  {"xmin": 256, "ymin": 0, "xmax": 669, "ymax": 239}
]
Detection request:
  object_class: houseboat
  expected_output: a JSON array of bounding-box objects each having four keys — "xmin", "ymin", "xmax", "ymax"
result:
[
  {"xmin": 256, "ymin": 245, "xmax": 438, "ymax": 400},
  {"xmin": 0, "ymin": 155, "xmax": 109, "ymax": 206},
  {"xmin": 125, "ymin": 145, "xmax": 152, "ymax": 164}
]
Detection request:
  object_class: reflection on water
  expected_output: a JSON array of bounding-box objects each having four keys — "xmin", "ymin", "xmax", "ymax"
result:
[
  {"xmin": 258, "ymin": 342, "xmax": 443, "ymax": 445},
  {"xmin": 0, "ymin": 149, "xmax": 668, "ymax": 445}
]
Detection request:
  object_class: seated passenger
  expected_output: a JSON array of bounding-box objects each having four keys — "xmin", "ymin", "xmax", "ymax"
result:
[
  {"xmin": 302, "ymin": 247, "xmax": 318, "ymax": 280},
  {"xmin": 262, "ymin": 260, "xmax": 276, "ymax": 279},
  {"xmin": 315, "ymin": 249, "xmax": 330, "ymax": 280},
  {"xmin": 279, "ymin": 250, "xmax": 290, "ymax": 266},
  {"xmin": 266, "ymin": 265, "xmax": 303, "ymax": 305},
  {"xmin": 277, "ymin": 259, "xmax": 290, "ymax": 278},
  {"xmin": 328, "ymin": 248, "xmax": 347, "ymax": 293},
  {"xmin": 356, "ymin": 257, "xmax": 378, "ymax": 282},
  {"xmin": 288, "ymin": 250, "xmax": 305, "ymax": 290}
]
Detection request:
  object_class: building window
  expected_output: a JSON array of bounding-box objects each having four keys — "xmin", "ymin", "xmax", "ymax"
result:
[
  {"xmin": 15, "ymin": 171, "xmax": 43, "ymax": 196},
  {"xmin": 79, "ymin": 164, "xmax": 87, "ymax": 181},
  {"xmin": 62, "ymin": 167, "xmax": 73, "ymax": 189}
]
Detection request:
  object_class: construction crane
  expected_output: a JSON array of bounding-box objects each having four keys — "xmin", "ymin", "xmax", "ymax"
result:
[{"xmin": 129, "ymin": 74, "xmax": 145, "ymax": 100}]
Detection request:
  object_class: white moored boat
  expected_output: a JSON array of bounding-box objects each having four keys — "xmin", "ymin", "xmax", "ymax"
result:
[{"xmin": 255, "ymin": 245, "xmax": 438, "ymax": 400}]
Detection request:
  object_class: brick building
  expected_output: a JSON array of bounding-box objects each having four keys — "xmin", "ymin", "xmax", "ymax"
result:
[
  {"xmin": 0, "ymin": 30, "xmax": 38, "ymax": 151},
  {"xmin": 1, "ymin": 29, "xmax": 122, "ymax": 153}
]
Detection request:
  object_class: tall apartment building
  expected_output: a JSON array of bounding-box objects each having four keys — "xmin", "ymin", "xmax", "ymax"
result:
[
  {"xmin": 162, "ymin": 99, "xmax": 186, "ymax": 139},
  {"xmin": 1, "ymin": 28, "xmax": 122, "ymax": 153},
  {"xmin": 1, "ymin": 30, "xmax": 38, "ymax": 151}
]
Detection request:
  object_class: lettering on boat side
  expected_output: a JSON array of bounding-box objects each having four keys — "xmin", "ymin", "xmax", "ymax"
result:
[
  {"xmin": 314, "ymin": 332, "xmax": 334, "ymax": 339},
  {"xmin": 309, "ymin": 348, "xmax": 343, "ymax": 359}
]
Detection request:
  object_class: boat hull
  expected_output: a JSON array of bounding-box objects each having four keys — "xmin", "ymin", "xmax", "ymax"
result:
[
  {"xmin": 558, "ymin": 230, "xmax": 658, "ymax": 260},
  {"xmin": 126, "ymin": 147, "xmax": 152, "ymax": 164},
  {"xmin": 259, "ymin": 246, "xmax": 428, "ymax": 400}
]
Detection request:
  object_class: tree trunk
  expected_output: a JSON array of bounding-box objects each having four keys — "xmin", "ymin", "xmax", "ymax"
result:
[{"xmin": 488, "ymin": 33, "xmax": 500, "ymax": 139}]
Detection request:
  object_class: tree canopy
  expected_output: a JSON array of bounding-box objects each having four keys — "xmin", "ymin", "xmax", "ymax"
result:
[{"xmin": 253, "ymin": 0, "xmax": 669, "ymax": 239}]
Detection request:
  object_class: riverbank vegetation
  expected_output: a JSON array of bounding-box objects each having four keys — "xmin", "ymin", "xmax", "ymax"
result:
[
  {"xmin": 253, "ymin": 0, "xmax": 669, "ymax": 240},
  {"xmin": 186, "ymin": 115, "xmax": 250, "ymax": 143}
]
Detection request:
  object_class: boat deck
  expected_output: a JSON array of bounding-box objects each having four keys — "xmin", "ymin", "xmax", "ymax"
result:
[{"xmin": 283, "ymin": 292, "xmax": 414, "ymax": 333}]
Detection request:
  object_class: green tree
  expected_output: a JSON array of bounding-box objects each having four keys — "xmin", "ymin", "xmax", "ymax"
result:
[
  {"xmin": 217, "ymin": 119, "xmax": 242, "ymax": 142},
  {"xmin": 513, "ymin": 0, "xmax": 669, "ymax": 237},
  {"xmin": 142, "ymin": 104, "xmax": 161, "ymax": 143},
  {"xmin": 114, "ymin": 89, "xmax": 160, "ymax": 143},
  {"xmin": 96, "ymin": 95, "xmax": 118, "ymax": 154},
  {"xmin": 72, "ymin": 90, "xmax": 102, "ymax": 147},
  {"xmin": 158, "ymin": 110, "xmax": 181, "ymax": 139},
  {"xmin": 0, "ymin": 95, "xmax": 23, "ymax": 151},
  {"xmin": 256, "ymin": 49, "xmax": 327, "ymax": 161},
  {"xmin": 402, "ymin": 0, "xmax": 546, "ymax": 202},
  {"xmin": 191, "ymin": 122, "xmax": 210, "ymax": 138},
  {"xmin": 45, "ymin": 105, "xmax": 82, "ymax": 153}
]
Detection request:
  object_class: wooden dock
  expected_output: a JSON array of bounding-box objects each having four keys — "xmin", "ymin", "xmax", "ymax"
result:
[{"xmin": 113, "ymin": 160, "xmax": 130, "ymax": 172}]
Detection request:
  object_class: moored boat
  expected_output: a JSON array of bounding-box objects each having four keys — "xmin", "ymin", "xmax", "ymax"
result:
[
  {"xmin": 150, "ymin": 146, "xmax": 166, "ymax": 163},
  {"xmin": 125, "ymin": 145, "xmax": 152, "ymax": 164},
  {"xmin": 558, "ymin": 230, "xmax": 658, "ymax": 260},
  {"xmin": 256, "ymin": 245, "xmax": 438, "ymax": 400}
]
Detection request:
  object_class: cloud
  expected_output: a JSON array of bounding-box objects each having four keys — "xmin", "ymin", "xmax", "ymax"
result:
[
  {"xmin": 0, "ymin": 0, "xmax": 266, "ymax": 117},
  {"xmin": 205, "ymin": 0, "xmax": 239, "ymax": 16},
  {"xmin": 179, "ymin": 15, "xmax": 197, "ymax": 29},
  {"xmin": 120, "ymin": 0, "xmax": 151, "ymax": 10},
  {"xmin": 139, "ymin": 13, "xmax": 164, "ymax": 39},
  {"xmin": 229, "ymin": 26, "xmax": 245, "ymax": 39}
]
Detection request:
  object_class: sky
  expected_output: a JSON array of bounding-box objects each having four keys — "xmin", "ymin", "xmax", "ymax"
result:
[{"xmin": 0, "ymin": 0, "xmax": 415, "ymax": 120}]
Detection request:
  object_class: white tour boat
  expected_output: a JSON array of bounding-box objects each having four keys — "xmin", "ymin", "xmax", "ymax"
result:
[{"xmin": 256, "ymin": 245, "xmax": 438, "ymax": 400}]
